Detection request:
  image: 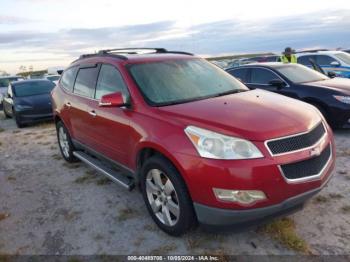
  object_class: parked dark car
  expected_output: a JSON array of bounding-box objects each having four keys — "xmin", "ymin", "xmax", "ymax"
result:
[
  {"xmin": 226, "ymin": 62, "xmax": 350, "ymax": 128},
  {"xmin": 2, "ymin": 79, "xmax": 55, "ymax": 127}
]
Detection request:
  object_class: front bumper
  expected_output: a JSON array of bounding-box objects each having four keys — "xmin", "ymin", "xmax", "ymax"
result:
[
  {"xmin": 194, "ymin": 174, "xmax": 331, "ymax": 229},
  {"xmin": 16, "ymin": 111, "xmax": 53, "ymax": 123}
]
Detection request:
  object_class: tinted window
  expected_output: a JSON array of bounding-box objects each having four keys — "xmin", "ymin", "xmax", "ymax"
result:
[
  {"xmin": 250, "ymin": 68, "xmax": 279, "ymax": 84},
  {"xmin": 265, "ymin": 56, "xmax": 278, "ymax": 62},
  {"xmin": 73, "ymin": 67, "xmax": 99, "ymax": 98},
  {"xmin": 61, "ymin": 67, "xmax": 78, "ymax": 91},
  {"xmin": 95, "ymin": 64, "xmax": 128, "ymax": 99},
  {"xmin": 298, "ymin": 55, "xmax": 314, "ymax": 66},
  {"xmin": 13, "ymin": 81, "xmax": 55, "ymax": 97},
  {"xmin": 129, "ymin": 59, "xmax": 247, "ymax": 106},
  {"xmin": 316, "ymin": 55, "xmax": 337, "ymax": 65},
  {"xmin": 227, "ymin": 68, "xmax": 249, "ymax": 82}
]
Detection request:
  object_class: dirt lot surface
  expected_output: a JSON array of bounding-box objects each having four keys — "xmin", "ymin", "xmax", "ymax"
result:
[{"xmin": 0, "ymin": 112, "xmax": 349, "ymax": 255}]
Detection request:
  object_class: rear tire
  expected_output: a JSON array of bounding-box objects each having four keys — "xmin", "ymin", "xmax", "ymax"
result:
[
  {"xmin": 56, "ymin": 121, "xmax": 78, "ymax": 162},
  {"xmin": 140, "ymin": 155, "xmax": 197, "ymax": 236}
]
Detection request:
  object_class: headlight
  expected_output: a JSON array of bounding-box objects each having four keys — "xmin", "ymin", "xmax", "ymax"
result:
[
  {"xmin": 333, "ymin": 95, "xmax": 350, "ymax": 104},
  {"xmin": 16, "ymin": 104, "xmax": 33, "ymax": 110},
  {"xmin": 184, "ymin": 126, "xmax": 263, "ymax": 160}
]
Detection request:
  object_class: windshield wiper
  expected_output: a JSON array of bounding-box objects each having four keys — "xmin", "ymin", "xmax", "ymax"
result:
[{"xmin": 212, "ymin": 89, "xmax": 248, "ymax": 98}]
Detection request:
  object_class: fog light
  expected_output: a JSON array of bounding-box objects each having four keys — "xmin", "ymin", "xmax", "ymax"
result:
[{"xmin": 213, "ymin": 188, "xmax": 267, "ymax": 205}]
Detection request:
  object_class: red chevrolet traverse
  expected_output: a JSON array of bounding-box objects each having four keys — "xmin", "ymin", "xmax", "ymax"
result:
[{"xmin": 51, "ymin": 48, "xmax": 335, "ymax": 236}]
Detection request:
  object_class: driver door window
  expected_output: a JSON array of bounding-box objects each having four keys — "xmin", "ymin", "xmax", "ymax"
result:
[
  {"xmin": 250, "ymin": 68, "xmax": 279, "ymax": 85},
  {"xmin": 95, "ymin": 64, "xmax": 128, "ymax": 99}
]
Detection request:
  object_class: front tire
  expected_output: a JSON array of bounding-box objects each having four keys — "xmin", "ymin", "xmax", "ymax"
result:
[
  {"xmin": 56, "ymin": 121, "xmax": 78, "ymax": 162},
  {"xmin": 14, "ymin": 111, "xmax": 25, "ymax": 128},
  {"xmin": 140, "ymin": 155, "xmax": 197, "ymax": 236}
]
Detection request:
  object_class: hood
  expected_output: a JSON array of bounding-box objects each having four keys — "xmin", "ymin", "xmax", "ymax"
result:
[
  {"xmin": 15, "ymin": 93, "xmax": 52, "ymax": 108},
  {"xmin": 306, "ymin": 78, "xmax": 350, "ymax": 95},
  {"xmin": 157, "ymin": 89, "xmax": 321, "ymax": 141}
]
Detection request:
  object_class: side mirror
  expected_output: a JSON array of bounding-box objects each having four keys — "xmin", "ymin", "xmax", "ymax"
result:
[
  {"xmin": 269, "ymin": 79, "xmax": 286, "ymax": 88},
  {"xmin": 99, "ymin": 92, "xmax": 128, "ymax": 107},
  {"xmin": 330, "ymin": 61, "xmax": 340, "ymax": 67},
  {"xmin": 327, "ymin": 71, "xmax": 337, "ymax": 78}
]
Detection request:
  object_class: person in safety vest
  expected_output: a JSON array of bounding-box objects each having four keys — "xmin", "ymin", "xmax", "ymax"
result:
[{"xmin": 279, "ymin": 47, "xmax": 297, "ymax": 63}]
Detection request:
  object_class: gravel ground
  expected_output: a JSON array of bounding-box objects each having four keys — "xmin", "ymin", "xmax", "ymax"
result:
[{"xmin": 0, "ymin": 112, "xmax": 349, "ymax": 255}]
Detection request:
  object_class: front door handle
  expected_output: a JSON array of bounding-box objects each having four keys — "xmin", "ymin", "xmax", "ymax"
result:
[{"xmin": 89, "ymin": 110, "xmax": 97, "ymax": 117}]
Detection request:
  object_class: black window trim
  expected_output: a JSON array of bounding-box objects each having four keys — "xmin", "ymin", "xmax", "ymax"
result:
[
  {"xmin": 242, "ymin": 66, "xmax": 290, "ymax": 87},
  {"xmin": 71, "ymin": 63, "xmax": 101, "ymax": 101},
  {"xmin": 94, "ymin": 63, "xmax": 131, "ymax": 101}
]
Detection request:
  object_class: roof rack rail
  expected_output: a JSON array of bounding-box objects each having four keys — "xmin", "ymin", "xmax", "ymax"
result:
[
  {"xmin": 72, "ymin": 48, "xmax": 194, "ymax": 64},
  {"xmin": 98, "ymin": 48, "xmax": 194, "ymax": 56},
  {"xmin": 295, "ymin": 49, "xmax": 329, "ymax": 54}
]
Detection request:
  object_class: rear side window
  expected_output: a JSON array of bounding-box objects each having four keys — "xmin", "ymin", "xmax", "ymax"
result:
[
  {"xmin": 316, "ymin": 55, "xmax": 337, "ymax": 66},
  {"xmin": 227, "ymin": 68, "xmax": 249, "ymax": 82},
  {"xmin": 250, "ymin": 68, "xmax": 279, "ymax": 84},
  {"xmin": 60, "ymin": 67, "xmax": 78, "ymax": 92},
  {"xmin": 73, "ymin": 67, "xmax": 99, "ymax": 98},
  {"xmin": 95, "ymin": 64, "xmax": 128, "ymax": 99}
]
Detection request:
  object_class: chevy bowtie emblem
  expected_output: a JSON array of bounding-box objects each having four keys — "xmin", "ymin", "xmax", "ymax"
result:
[{"xmin": 310, "ymin": 146, "xmax": 321, "ymax": 157}]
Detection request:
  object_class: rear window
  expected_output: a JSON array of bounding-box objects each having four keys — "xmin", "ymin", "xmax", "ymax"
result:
[
  {"xmin": 73, "ymin": 67, "xmax": 99, "ymax": 98},
  {"xmin": 13, "ymin": 81, "xmax": 55, "ymax": 97},
  {"xmin": 61, "ymin": 67, "xmax": 78, "ymax": 91}
]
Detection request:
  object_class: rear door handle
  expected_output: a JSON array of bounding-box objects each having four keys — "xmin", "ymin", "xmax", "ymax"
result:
[
  {"xmin": 89, "ymin": 110, "xmax": 97, "ymax": 117},
  {"xmin": 66, "ymin": 102, "xmax": 71, "ymax": 108}
]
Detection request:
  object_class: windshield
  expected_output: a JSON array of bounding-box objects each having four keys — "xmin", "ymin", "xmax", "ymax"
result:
[
  {"xmin": 275, "ymin": 64, "xmax": 329, "ymax": 84},
  {"xmin": 129, "ymin": 58, "xmax": 248, "ymax": 106},
  {"xmin": 46, "ymin": 75, "xmax": 60, "ymax": 81},
  {"xmin": 334, "ymin": 53, "xmax": 350, "ymax": 65},
  {"xmin": 13, "ymin": 81, "xmax": 55, "ymax": 97}
]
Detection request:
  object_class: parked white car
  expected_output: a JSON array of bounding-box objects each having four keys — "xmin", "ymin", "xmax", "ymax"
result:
[{"xmin": 296, "ymin": 51, "xmax": 350, "ymax": 78}]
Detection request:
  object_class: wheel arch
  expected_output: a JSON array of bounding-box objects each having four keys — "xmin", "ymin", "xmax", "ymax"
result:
[{"xmin": 135, "ymin": 142, "xmax": 189, "ymax": 186}]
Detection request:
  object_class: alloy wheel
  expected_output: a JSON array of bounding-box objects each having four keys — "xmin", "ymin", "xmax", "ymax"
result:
[
  {"xmin": 58, "ymin": 127, "xmax": 70, "ymax": 158},
  {"xmin": 145, "ymin": 169, "xmax": 180, "ymax": 226}
]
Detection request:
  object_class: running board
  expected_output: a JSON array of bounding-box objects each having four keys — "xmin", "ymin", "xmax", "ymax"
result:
[{"xmin": 73, "ymin": 151, "xmax": 134, "ymax": 191}]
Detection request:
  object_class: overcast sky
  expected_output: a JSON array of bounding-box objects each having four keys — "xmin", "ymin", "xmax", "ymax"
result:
[{"xmin": 1, "ymin": 0, "xmax": 350, "ymax": 73}]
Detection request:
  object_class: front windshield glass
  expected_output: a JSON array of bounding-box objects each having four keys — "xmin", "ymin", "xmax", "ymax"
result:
[
  {"xmin": 129, "ymin": 58, "xmax": 248, "ymax": 106},
  {"xmin": 276, "ymin": 64, "xmax": 329, "ymax": 84},
  {"xmin": 14, "ymin": 81, "xmax": 55, "ymax": 97},
  {"xmin": 334, "ymin": 53, "xmax": 350, "ymax": 65}
]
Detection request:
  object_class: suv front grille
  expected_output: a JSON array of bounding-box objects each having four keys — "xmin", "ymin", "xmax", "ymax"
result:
[
  {"xmin": 280, "ymin": 144, "xmax": 331, "ymax": 181},
  {"xmin": 266, "ymin": 122, "xmax": 326, "ymax": 155}
]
